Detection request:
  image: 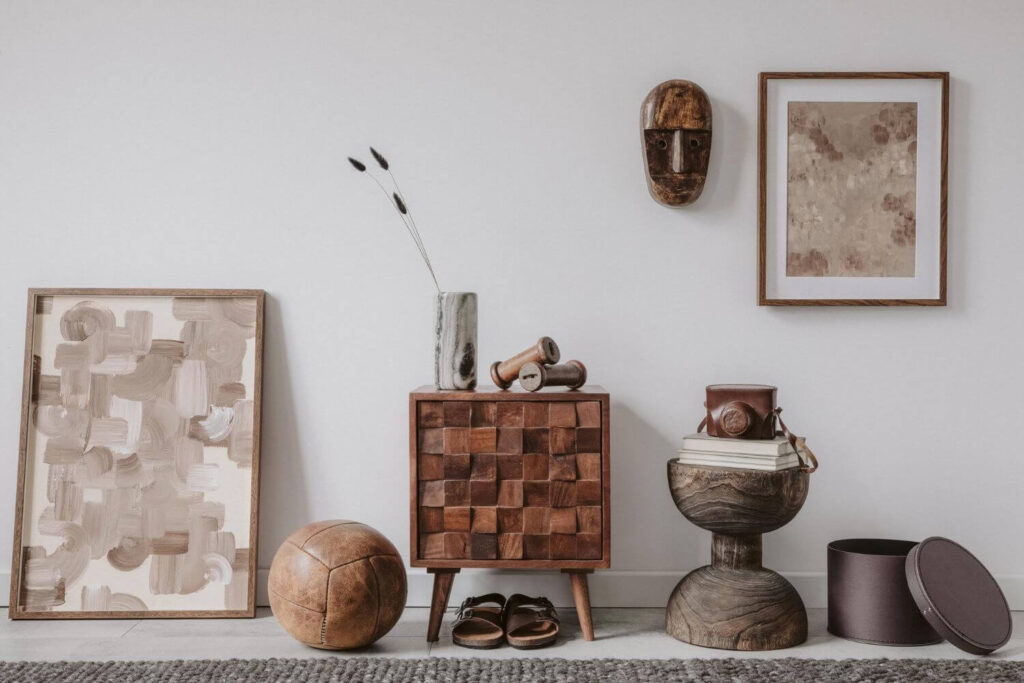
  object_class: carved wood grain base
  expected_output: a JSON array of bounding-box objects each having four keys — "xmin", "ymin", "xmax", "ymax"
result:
[{"xmin": 666, "ymin": 563, "xmax": 807, "ymax": 650}]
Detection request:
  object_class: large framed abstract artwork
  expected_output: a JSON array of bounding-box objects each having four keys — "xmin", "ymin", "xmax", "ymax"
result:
[
  {"xmin": 9, "ymin": 289, "xmax": 265, "ymax": 619},
  {"xmin": 758, "ymin": 72, "xmax": 948, "ymax": 305}
]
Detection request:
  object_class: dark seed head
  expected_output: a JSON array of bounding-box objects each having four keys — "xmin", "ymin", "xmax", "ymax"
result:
[
  {"xmin": 370, "ymin": 147, "xmax": 389, "ymax": 170},
  {"xmin": 347, "ymin": 157, "xmax": 366, "ymax": 172},
  {"xmin": 393, "ymin": 193, "xmax": 408, "ymax": 214}
]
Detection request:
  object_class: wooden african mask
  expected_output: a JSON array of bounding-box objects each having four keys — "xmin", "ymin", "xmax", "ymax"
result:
[{"xmin": 641, "ymin": 80, "xmax": 712, "ymax": 206}]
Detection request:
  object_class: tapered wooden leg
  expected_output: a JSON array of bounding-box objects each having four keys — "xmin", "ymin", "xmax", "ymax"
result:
[
  {"xmin": 426, "ymin": 569, "xmax": 459, "ymax": 642},
  {"xmin": 563, "ymin": 569, "xmax": 595, "ymax": 641}
]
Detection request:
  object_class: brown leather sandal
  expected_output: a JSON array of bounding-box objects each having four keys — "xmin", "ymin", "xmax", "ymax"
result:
[
  {"xmin": 452, "ymin": 593, "xmax": 507, "ymax": 649},
  {"xmin": 503, "ymin": 594, "xmax": 560, "ymax": 649}
]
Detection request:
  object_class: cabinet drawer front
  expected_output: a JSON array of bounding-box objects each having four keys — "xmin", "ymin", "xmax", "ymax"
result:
[{"xmin": 414, "ymin": 399, "xmax": 604, "ymax": 562}]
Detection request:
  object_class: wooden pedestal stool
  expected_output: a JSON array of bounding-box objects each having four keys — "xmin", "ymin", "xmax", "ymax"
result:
[
  {"xmin": 666, "ymin": 461, "xmax": 809, "ymax": 650},
  {"xmin": 410, "ymin": 386, "xmax": 610, "ymax": 642}
]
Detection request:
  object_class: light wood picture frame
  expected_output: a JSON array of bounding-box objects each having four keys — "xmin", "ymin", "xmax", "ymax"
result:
[
  {"xmin": 10, "ymin": 289, "xmax": 265, "ymax": 619},
  {"xmin": 758, "ymin": 72, "xmax": 949, "ymax": 306}
]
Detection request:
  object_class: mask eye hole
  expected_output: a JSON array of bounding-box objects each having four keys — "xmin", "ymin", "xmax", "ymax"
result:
[
  {"xmin": 657, "ymin": 139, "xmax": 668, "ymax": 150},
  {"xmin": 690, "ymin": 139, "xmax": 700, "ymax": 148}
]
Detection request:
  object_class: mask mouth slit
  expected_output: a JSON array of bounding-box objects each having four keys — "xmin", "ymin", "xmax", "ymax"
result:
[{"xmin": 671, "ymin": 130, "xmax": 683, "ymax": 173}]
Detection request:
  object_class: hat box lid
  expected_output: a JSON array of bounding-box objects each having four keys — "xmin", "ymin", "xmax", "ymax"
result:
[{"xmin": 905, "ymin": 537, "xmax": 1012, "ymax": 655}]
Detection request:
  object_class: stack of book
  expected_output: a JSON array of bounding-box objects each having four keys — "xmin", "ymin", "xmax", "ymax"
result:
[{"xmin": 677, "ymin": 432, "xmax": 798, "ymax": 471}]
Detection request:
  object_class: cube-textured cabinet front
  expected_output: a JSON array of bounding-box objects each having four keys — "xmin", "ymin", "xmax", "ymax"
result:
[{"xmin": 409, "ymin": 386, "xmax": 609, "ymax": 641}]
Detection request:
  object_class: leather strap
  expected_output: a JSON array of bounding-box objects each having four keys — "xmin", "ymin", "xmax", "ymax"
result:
[
  {"xmin": 774, "ymin": 408, "xmax": 818, "ymax": 473},
  {"xmin": 504, "ymin": 594, "xmax": 559, "ymax": 635},
  {"xmin": 452, "ymin": 594, "xmax": 506, "ymax": 632},
  {"xmin": 697, "ymin": 408, "xmax": 818, "ymax": 473}
]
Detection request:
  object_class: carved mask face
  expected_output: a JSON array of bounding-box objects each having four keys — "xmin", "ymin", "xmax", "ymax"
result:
[{"xmin": 641, "ymin": 80, "xmax": 712, "ymax": 206}]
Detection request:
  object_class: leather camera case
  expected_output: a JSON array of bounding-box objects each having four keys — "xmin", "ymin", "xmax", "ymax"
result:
[{"xmin": 704, "ymin": 384, "xmax": 777, "ymax": 439}]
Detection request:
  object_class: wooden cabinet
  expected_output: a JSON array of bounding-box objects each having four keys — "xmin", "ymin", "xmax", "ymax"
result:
[{"xmin": 409, "ymin": 386, "xmax": 609, "ymax": 641}]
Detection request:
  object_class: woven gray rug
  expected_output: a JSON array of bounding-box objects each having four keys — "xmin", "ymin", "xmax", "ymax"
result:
[{"xmin": 0, "ymin": 657, "xmax": 1021, "ymax": 682}]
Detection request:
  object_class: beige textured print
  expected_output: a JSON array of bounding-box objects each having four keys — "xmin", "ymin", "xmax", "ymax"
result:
[
  {"xmin": 786, "ymin": 101, "xmax": 917, "ymax": 277},
  {"xmin": 11, "ymin": 290, "xmax": 264, "ymax": 618}
]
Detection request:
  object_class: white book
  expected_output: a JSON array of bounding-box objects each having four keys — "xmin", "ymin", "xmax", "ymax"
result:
[
  {"xmin": 676, "ymin": 453, "xmax": 800, "ymax": 471},
  {"xmin": 681, "ymin": 433, "xmax": 795, "ymax": 456},
  {"xmin": 676, "ymin": 459, "xmax": 798, "ymax": 472},
  {"xmin": 678, "ymin": 448, "xmax": 795, "ymax": 463}
]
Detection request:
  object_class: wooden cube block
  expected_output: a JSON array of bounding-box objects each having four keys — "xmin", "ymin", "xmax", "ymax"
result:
[
  {"xmin": 443, "ymin": 402, "xmax": 471, "ymax": 427},
  {"xmin": 420, "ymin": 507, "xmax": 444, "ymax": 533},
  {"xmin": 550, "ymin": 533, "xmax": 577, "ymax": 559},
  {"xmin": 419, "ymin": 480, "xmax": 445, "ymax": 507},
  {"xmin": 577, "ymin": 479, "xmax": 602, "ymax": 506},
  {"xmin": 418, "ymin": 401, "xmax": 444, "ymax": 428},
  {"xmin": 496, "ymin": 454, "xmax": 523, "ymax": 480},
  {"xmin": 419, "ymin": 533, "xmax": 445, "ymax": 559},
  {"xmin": 419, "ymin": 428, "xmax": 444, "ymax": 454},
  {"xmin": 576, "ymin": 427, "xmax": 601, "ymax": 452},
  {"xmin": 497, "ymin": 507, "xmax": 523, "ymax": 533},
  {"xmin": 443, "ymin": 428, "xmax": 470, "ymax": 454},
  {"xmin": 496, "ymin": 402, "xmax": 524, "ymax": 427},
  {"xmin": 576, "ymin": 452, "xmax": 601, "ymax": 480},
  {"xmin": 523, "ymin": 428, "xmax": 549, "ymax": 454},
  {"xmin": 419, "ymin": 453, "xmax": 444, "ymax": 480},
  {"xmin": 497, "ymin": 479, "xmax": 523, "ymax": 507},
  {"xmin": 551, "ymin": 481, "xmax": 577, "ymax": 507},
  {"xmin": 550, "ymin": 454, "xmax": 577, "ymax": 481},
  {"xmin": 443, "ymin": 453, "xmax": 470, "ymax": 479},
  {"xmin": 523, "ymin": 534, "xmax": 550, "ymax": 559},
  {"xmin": 524, "ymin": 403, "xmax": 548, "ymax": 427},
  {"xmin": 471, "ymin": 402, "xmax": 496, "ymax": 427},
  {"xmin": 471, "ymin": 453, "xmax": 496, "ymax": 480},
  {"xmin": 469, "ymin": 428, "xmax": 498, "ymax": 454},
  {"xmin": 577, "ymin": 533, "xmax": 602, "ymax": 559},
  {"xmin": 498, "ymin": 533, "xmax": 523, "ymax": 559},
  {"xmin": 470, "ymin": 480, "xmax": 498, "ymax": 506},
  {"xmin": 577, "ymin": 506, "xmax": 602, "ymax": 534},
  {"xmin": 444, "ymin": 480, "xmax": 469, "ymax": 506},
  {"xmin": 523, "ymin": 454, "xmax": 549, "ymax": 480},
  {"xmin": 496, "ymin": 428, "xmax": 523, "ymax": 454},
  {"xmin": 576, "ymin": 401, "xmax": 601, "ymax": 427},
  {"xmin": 523, "ymin": 481, "xmax": 550, "ymax": 506},
  {"xmin": 549, "ymin": 402, "xmax": 577, "ymax": 428},
  {"xmin": 550, "ymin": 427, "xmax": 576, "ymax": 454},
  {"xmin": 444, "ymin": 532, "xmax": 470, "ymax": 559},
  {"xmin": 444, "ymin": 506, "xmax": 470, "ymax": 532},
  {"xmin": 550, "ymin": 507, "xmax": 577, "ymax": 534},
  {"xmin": 471, "ymin": 507, "xmax": 497, "ymax": 533},
  {"xmin": 471, "ymin": 533, "xmax": 498, "ymax": 559},
  {"xmin": 523, "ymin": 507, "xmax": 551, "ymax": 534}
]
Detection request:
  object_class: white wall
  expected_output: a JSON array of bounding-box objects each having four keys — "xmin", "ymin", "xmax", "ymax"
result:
[{"xmin": 2, "ymin": 1, "xmax": 1023, "ymax": 609}]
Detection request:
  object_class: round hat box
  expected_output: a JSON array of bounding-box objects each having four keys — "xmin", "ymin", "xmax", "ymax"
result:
[{"xmin": 827, "ymin": 537, "xmax": 1012, "ymax": 655}]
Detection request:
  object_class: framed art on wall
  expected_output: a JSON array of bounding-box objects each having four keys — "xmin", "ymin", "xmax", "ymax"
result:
[
  {"xmin": 10, "ymin": 289, "xmax": 265, "ymax": 619},
  {"xmin": 758, "ymin": 72, "xmax": 948, "ymax": 306}
]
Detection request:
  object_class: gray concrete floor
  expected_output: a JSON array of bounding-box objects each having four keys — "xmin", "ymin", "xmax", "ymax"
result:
[{"xmin": 1, "ymin": 608, "xmax": 1021, "ymax": 661}]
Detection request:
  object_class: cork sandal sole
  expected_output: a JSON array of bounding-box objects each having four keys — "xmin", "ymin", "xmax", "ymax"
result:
[
  {"xmin": 505, "ymin": 615, "xmax": 559, "ymax": 649},
  {"xmin": 452, "ymin": 607, "xmax": 505, "ymax": 650}
]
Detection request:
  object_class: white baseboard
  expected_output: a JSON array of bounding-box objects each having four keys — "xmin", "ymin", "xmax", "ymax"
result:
[{"xmin": 4, "ymin": 570, "xmax": 1024, "ymax": 611}]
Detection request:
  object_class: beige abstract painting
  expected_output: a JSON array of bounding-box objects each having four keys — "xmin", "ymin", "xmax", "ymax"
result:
[
  {"xmin": 787, "ymin": 101, "xmax": 917, "ymax": 277},
  {"xmin": 13, "ymin": 292, "xmax": 263, "ymax": 617}
]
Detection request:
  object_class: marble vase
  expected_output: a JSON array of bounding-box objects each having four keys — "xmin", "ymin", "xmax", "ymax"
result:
[{"xmin": 434, "ymin": 292, "xmax": 477, "ymax": 390}]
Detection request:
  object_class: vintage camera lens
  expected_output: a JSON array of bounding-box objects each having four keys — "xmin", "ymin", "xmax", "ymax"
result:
[{"xmin": 720, "ymin": 401, "xmax": 754, "ymax": 437}]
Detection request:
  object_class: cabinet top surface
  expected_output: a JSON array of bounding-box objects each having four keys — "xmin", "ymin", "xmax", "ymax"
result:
[{"xmin": 412, "ymin": 385, "xmax": 607, "ymax": 399}]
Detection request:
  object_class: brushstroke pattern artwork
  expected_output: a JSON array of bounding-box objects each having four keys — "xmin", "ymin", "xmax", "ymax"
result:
[
  {"xmin": 787, "ymin": 101, "xmax": 917, "ymax": 277},
  {"xmin": 13, "ymin": 292, "xmax": 262, "ymax": 617}
]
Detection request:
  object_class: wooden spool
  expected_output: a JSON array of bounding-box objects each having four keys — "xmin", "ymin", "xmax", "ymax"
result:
[
  {"xmin": 489, "ymin": 337, "xmax": 560, "ymax": 389},
  {"xmin": 665, "ymin": 461, "xmax": 809, "ymax": 650},
  {"xmin": 519, "ymin": 360, "xmax": 586, "ymax": 392}
]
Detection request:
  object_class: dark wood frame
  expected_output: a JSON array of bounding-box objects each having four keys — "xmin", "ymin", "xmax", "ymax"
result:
[
  {"xmin": 9, "ymin": 288, "xmax": 266, "ymax": 620},
  {"xmin": 757, "ymin": 72, "xmax": 949, "ymax": 306},
  {"xmin": 409, "ymin": 385, "xmax": 610, "ymax": 641}
]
